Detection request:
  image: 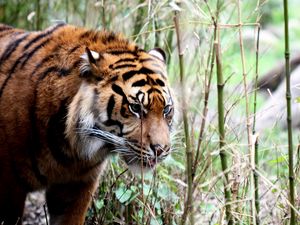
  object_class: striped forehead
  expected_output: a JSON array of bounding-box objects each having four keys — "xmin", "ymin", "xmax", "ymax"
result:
[
  {"xmin": 129, "ymin": 81, "xmax": 169, "ymax": 108},
  {"xmin": 107, "ymin": 53, "xmax": 169, "ymax": 107},
  {"xmin": 107, "ymin": 50, "xmax": 167, "ymax": 79}
]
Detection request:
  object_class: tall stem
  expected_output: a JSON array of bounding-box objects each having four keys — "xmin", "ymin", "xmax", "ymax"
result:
[
  {"xmin": 35, "ymin": 0, "xmax": 41, "ymax": 30},
  {"xmin": 215, "ymin": 22, "xmax": 233, "ymax": 225},
  {"xmin": 237, "ymin": 1, "xmax": 257, "ymax": 224},
  {"xmin": 283, "ymin": 0, "xmax": 296, "ymax": 224},
  {"xmin": 65, "ymin": 0, "xmax": 69, "ymax": 23},
  {"xmin": 252, "ymin": 25, "xmax": 261, "ymax": 224},
  {"xmin": 174, "ymin": 7, "xmax": 194, "ymax": 225}
]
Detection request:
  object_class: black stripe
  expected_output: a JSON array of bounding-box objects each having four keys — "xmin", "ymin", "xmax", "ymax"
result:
[
  {"xmin": 109, "ymin": 75, "xmax": 118, "ymax": 82},
  {"xmin": 38, "ymin": 66, "xmax": 70, "ymax": 80},
  {"xmin": 111, "ymin": 84, "xmax": 130, "ymax": 119},
  {"xmin": 0, "ymin": 25, "xmax": 13, "ymax": 32},
  {"xmin": 20, "ymin": 38, "xmax": 51, "ymax": 69},
  {"xmin": 122, "ymin": 67, "xmax": 155, "ymax": 81},
  {"xmin": 113, "ymin": 64, "xmax": 136, "ymax": 70},
  {"xmin": 70, "ymin": 59, "xmax": 82, "ymax": 72},
  {"xmin": 0, "ymin": 29, "xmax": 15, "ymax": 39},
  {"xmin": 0, "ymin": 26, "xmax": 65, "ymax": 99},
  {"xmin": 68, "ymin": 45, "xmax": 80, "ymax": 54},
  {"xmin": 139, "ymin": 58, "xmax": 154, "ymax": 63},
  {"xmin": 107, "ymin": 32, "xmax": 117, "ymax": 42},
  {"xmin": 147, "ymin": 88, "xmax": 162, "ymax": 94},
  {"xmin": 23, "ymin": 23, "xmax": 65, "ymax": 50},
  {"xmin": 91, "ymin": 32, "xmax": 99, "ymax": 42},
  {"xmin": 107, "ymin": 50, "xmax": 138, "ymax": 56},
  {"xmin": 0, "ymin": 57, "xmax": 22, "ymax": 98},
  {"xmin": 112, "ymin": 84, "xmax": 126, "ymax": 97},
  {"xmin": 47, "ymin": 98, "xmax": 77, "ymax": 165},
  {"xmin": 155, "ymin": 79, "xmax": 165, "ymax": 86},
  {"xmin": 38, "ymin": 66, "xmax": 61, "ymax": 80},
  {"xmin": 102, "ymin": 32, "xmax": 117, "ymax": 44},
  {"xmin": 114, "ymin": 58, "xmax": 136, "ymax": 64},
  {"xmin": 132, "ymin": 79, "xmax": 147, "ymax": 87},
  {"xmin": 106, "ymin": 95, "xmax": 115, "ymax": 119},
  {"xmin": 28, "ymin": 92, "xmax": 48, "ymax": 186},
  {"xmin": 38, "ymin": 60, "xmax": 81, "ymax": 80},
  {"xmin": 0, "ymin": 33, "xmax": 29, "ymax": 64},
  {"xmin": 147, "ymin": 76, "xmax": 155, "ymax": 85},
  {"xmin": 30, "ymin": 46, "xmax": 60, "ymax": 77},
  {"xmin": 103, "ymin": 119, "xmax": 124, "ymax": 134},
  {"xmin": 80, "ymin": 30, "xmax": 93, "ymax": 39}
]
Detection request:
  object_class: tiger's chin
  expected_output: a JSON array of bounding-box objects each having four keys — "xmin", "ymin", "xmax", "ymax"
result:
[
  {"xmin": 122, "ymin": 156, "xmax": 161, "ymax": 174},
  {"xmin": 127, "ymin": 163, "xmax": 155, "ymax": 174}
]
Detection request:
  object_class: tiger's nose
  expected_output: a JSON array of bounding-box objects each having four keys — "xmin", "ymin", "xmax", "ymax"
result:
[{"xmin": 150, "ymin": 144, "xmax": 168, "ymax": 157}]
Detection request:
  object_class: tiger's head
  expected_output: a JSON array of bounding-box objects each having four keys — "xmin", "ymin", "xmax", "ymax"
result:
[{"xmin": 66, "ymin": 43, "xmax": 174, "ymax": 170}]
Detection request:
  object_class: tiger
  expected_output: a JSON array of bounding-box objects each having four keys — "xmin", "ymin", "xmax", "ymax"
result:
[{"xmin": 0, "ymin": 23, "xmax": 174, "ymax": 225}]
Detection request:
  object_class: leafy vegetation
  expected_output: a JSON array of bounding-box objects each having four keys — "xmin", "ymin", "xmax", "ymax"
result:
[{"xmin": 1, "ymin": 0, "xmax": 300, "ymax": 224}]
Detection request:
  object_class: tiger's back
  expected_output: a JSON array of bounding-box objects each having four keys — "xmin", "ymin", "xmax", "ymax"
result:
[{"xmin": 0, "ymin": 23, "xmax": 174, "ymax": 225}]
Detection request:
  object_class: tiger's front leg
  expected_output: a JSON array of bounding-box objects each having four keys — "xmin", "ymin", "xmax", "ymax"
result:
[{"xmin": 46, "ymin": 181, "xmax": 98, "ymax": 225}]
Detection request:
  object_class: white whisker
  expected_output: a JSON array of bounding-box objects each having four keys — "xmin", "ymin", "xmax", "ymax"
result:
[{"xmin": 127, "ymin": 156, "xmax": 138, "ymax": 164}]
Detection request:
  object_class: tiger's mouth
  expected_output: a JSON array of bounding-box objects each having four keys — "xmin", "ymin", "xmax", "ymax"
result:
[
  {"xmin": 122, "ymin": 153, "xmax": 164, "ymax": 170},
  {"xmin": 83, "ymin": 126, "xmax": 169, "ymax": 170},
  {"xmin": 120, "ymin": 142, "xmax": 170, "ymax": 170}
]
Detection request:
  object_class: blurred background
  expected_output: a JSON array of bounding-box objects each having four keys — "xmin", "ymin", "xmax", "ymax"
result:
[{"xmin": 1, "ymin": 0, "xmax": 300, "ymax": 224}]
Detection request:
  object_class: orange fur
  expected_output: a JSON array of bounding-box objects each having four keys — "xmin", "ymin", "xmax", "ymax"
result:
[{"xmin": 0, "ymin": 23, "xmax": 173, "ymax": 225}]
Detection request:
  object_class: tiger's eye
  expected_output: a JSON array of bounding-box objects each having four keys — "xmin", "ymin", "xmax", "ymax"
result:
[
  {"xmin": 129, "ymin": 104, "xmax": 142, "ymax": 114},
  {"xmin": 163, "ymin": 105, "xmax": 172, "ymax": 115}
]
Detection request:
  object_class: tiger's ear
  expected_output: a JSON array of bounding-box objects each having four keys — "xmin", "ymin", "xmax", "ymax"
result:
[
  {"xmin": 80, "ymin": 47, "xmax": 102, "ymax": 79},
  {"xmin": 148, "ymin": 48, "xmax": 166, "ymax": 63}
]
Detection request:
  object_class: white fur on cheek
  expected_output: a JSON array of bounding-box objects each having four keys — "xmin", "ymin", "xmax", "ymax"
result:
[{"xmin": 66, "ymin": 82, "xmax": 105, "ymax": 160}]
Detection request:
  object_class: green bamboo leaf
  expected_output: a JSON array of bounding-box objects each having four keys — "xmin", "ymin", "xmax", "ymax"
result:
[
  {"xmin": 95, "ymin": 199, "xmax": 104, "ymax": 210},
  {"xmin": 115, "ymin": 185, "xmax": 132, "ymax": 203}
]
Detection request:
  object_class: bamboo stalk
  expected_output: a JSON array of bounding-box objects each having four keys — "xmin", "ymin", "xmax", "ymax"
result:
[
  {"xmin": 236, "ymin": 1, "xmax": 258, "ymax": 223},
  {"xmin": 101, "ymin": 0, "xmax": 106, "ymax": 29},
  {"xmin": 283, "ymin": 0, "xmax": 296, "ymax": 224},
  {"xmin": 133, "ymin": 0, "xmax": 146, "ymax": 36},
  {"xmin": 212, "ymin": 0, "xmax": 233, "ymax": 224},
  {"xmin": 35, "ymin": 0, "xmax": 41, "ymax": 30},
  {"xmin": 252, "ymin": 25, "xmax": 261, "ymax": 224},
  {"xmin": 173, "ymin": 6, "xmax": 194, "ymax": 225},
  {"xmin": 215, "ymin": 22, "xmax": 233, "ymax": 225},
  {"xmin": 65, "ymin": 0, "xmax": 69, "ymax": 23}
]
